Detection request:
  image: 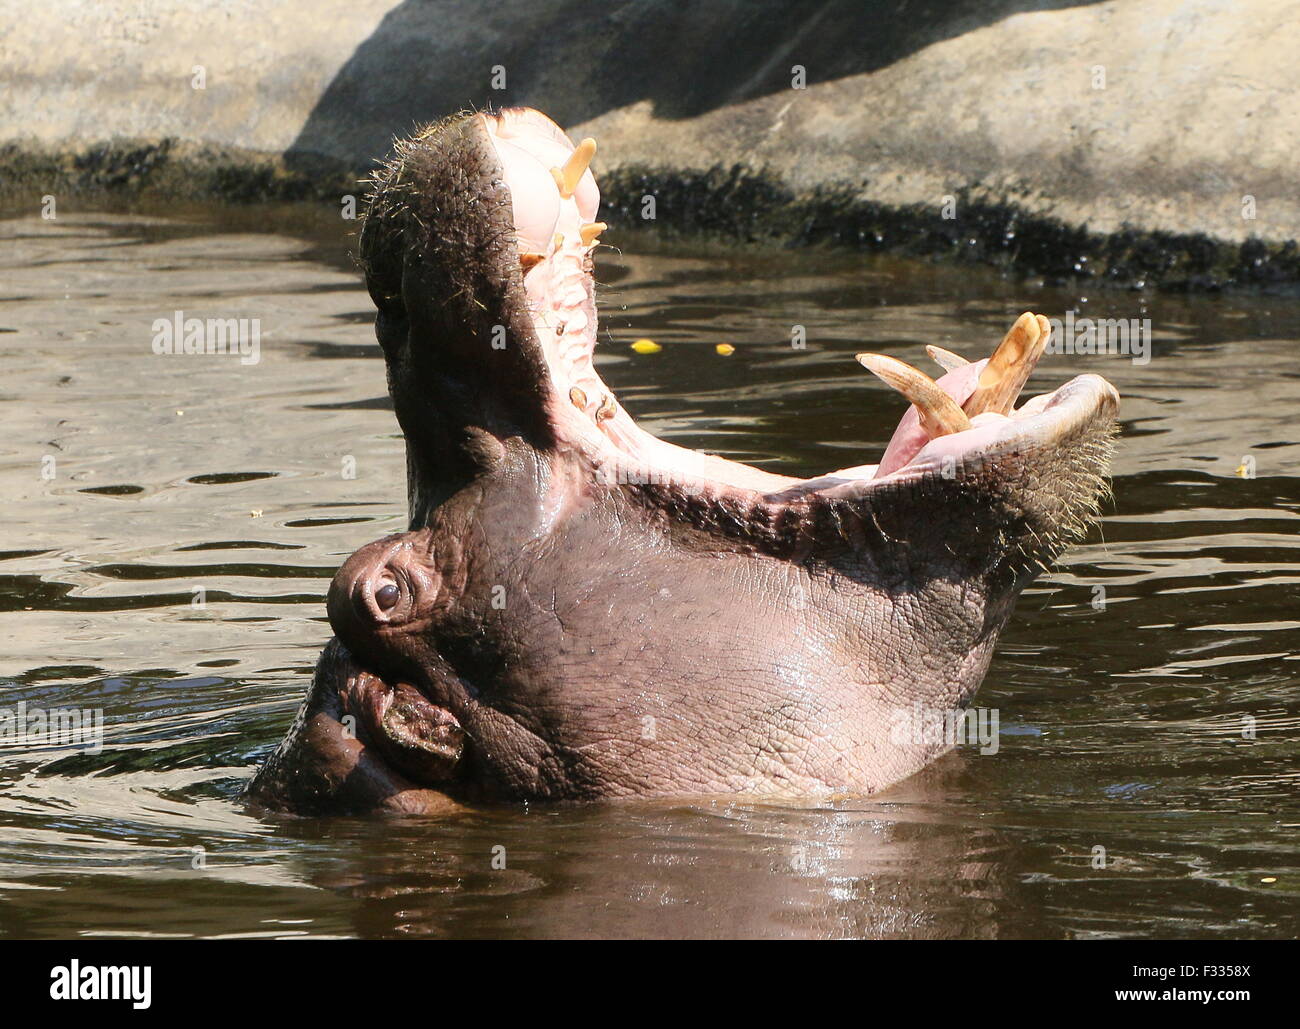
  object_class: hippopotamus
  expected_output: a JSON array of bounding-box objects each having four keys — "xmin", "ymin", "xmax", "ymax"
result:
[{"xmin": 247, "ymin": 107, "xmax": 1119, "ymax": 816}]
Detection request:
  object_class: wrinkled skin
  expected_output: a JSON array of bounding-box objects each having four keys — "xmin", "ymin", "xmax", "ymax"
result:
[{"xmin": 247, "ymin": 108, "xmax": 1119, "ymax": 816}]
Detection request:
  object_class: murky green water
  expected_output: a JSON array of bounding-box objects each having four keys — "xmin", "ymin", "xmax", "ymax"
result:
[{"xmin": 1, "ymin": 211, "xmax": 1296, "ymax": 939}]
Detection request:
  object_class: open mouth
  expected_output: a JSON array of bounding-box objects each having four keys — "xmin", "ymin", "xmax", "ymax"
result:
[
  {"xmin": 250, "ymin": 108, "xmax": 1124, "ymax": 814},
  {"xmin": 483, "ymin": 108, "xmax": 1120, "ymax": 507}
]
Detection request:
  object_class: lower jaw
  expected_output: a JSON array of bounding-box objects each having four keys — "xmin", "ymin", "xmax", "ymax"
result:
[
  {"xmin": 542, "ymin": 344, "xmax": 1118, "ymax": 519},
  {"xmin": 548, "ymin": 376, "xmax": 1118, "ymax": 555}
]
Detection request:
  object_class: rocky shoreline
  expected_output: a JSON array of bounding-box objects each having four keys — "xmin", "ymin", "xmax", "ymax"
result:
[{"xmin": 3, "ymin": 0, "xmax": 1296, "ymax": 293}]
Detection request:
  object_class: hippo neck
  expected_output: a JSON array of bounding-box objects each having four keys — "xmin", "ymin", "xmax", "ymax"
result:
[{"xmin": 404, "ymin": 435, "xmax": 1034, "ymax": 643}]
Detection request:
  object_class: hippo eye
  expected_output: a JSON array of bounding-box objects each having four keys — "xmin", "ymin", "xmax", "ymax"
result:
[{"xmin": 375, "ymin": 583, "xmax": 400, "ymax": 611}]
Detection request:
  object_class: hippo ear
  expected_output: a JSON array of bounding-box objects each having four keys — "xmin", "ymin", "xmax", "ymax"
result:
[
  {"xmin": 342, "ymin": 676, "xmax": 466, "ymax": 785},
  {"xmin": 245, "ymin": 640, "xmax": 464, "ymax": 817}
]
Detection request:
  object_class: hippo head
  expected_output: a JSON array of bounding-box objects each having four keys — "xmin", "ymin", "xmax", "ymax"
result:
[{"xmin": 248, "ymin": 108, "xmax": 1119, "ymax": 815}]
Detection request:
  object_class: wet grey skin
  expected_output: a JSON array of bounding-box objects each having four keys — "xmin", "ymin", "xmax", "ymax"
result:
[{"xmin": 247, "ymin": 107, "xmax": 1120, "ymax": 816}]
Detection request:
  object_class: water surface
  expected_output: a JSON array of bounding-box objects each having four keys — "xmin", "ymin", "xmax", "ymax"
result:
[{"xmin": 0, "ymin": 212, "xmax": 1296, "ymax": 939}]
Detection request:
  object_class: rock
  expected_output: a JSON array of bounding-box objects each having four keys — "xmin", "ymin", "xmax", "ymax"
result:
[{"xmin": 3, "ymin": 0, "xmax": 1296, "ymax": 289}]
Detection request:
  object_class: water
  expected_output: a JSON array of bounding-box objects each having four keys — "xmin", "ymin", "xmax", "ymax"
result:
[{"xmin": 0, "ymin": 211, "xmax": 1296, "ymax": 939}]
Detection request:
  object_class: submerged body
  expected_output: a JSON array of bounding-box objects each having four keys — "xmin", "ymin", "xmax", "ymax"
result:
[{"xmin": 248, "ymin": 108, "xmax": 1118, "ymax": 815}]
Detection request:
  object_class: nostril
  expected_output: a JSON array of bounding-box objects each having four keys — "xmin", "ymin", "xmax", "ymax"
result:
[{"xmin": 375, "ymin": 583, "xmax": 400, "ymax": 611}]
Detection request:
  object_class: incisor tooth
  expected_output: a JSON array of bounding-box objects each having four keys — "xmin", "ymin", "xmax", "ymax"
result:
[
  {"xmin": 519, "ymin": 252, "xmax": 545, "ymax": 272},
  {"xmin": 855, "ymin": 353, "xmax": 972, "ymax": 438},
  {"xmin": 964, "ymin": 312, "xmax": 1048, "ymax": 417},
  {"xmin": 580, "ymin": 222, "xmax": 607, "ymax": 246},
  {"xmin": 925, "ymin": 344, "xmax": 970, "ymax": 373},
  {"xmin": 553, "ymin": 138, "xmax": 597, "ymax": 199}
]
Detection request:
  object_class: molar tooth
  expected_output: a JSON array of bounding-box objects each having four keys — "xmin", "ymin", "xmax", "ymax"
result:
[
  {"xmin": 519, "ymin": 252, "xmax": 545, "ymax": 272},
  {"xmin": 855, "ymin": 353, "xmax": 972, "ymax": 438},
  {"xmin": 925, "ymin": 344, "xmax": 970, "ymax": 373},
  {"xmin": 580, "ymin": 222, "xmax": 607, "ymax": 246},
  {"xmin": 596, "ymin": 394, "xmax": 616, "ymax": 422},
  {"xmin": 553, "ymin": 138, "xmax": 597, "ymax": 199},
  {"xmin": 963, "ymin": 312, "xmax": 1048, "ymax": 417},
  {"xmin": 569, "ymin": 385, "xmax": 588, "ymax": 410}
]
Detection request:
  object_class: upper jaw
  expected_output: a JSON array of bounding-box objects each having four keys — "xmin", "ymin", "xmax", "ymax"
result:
[
  {"xmin": 482, "ymin": 110, "xmax": 607, "ymax": 421},
  {"xmin": 364, "ymin": 108, "xmax": 1119, "ymax": 523}
]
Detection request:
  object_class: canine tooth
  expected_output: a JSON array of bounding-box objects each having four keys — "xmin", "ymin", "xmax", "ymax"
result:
[
  {"xmin": 569, "ymin": 386, "xmax": 588, "ymax": 410},
  {"xmin": 855, "ymin": 353, "xmax": 972, "ymax": 438},
  {"xmin": 963, "ymin": 312, "xmax": 1048, "ymax": 417},
  {"xmin": 520, "ymin": 252, "xmax": 545, "ymax": 272},
  {"xmin": 580, "ymin": 222, "xmax": 607, "ymax": 246},
  {"xmin": 555, "ymin": 138, "xmax": 597, "ymax": 199},
  {"xmin": 925, "ymin": 344, "xmax": 969, "ymax": 373},
  {"xmin": 596, "ymin": 394, "xmax": 616, "ymax": 421}
]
